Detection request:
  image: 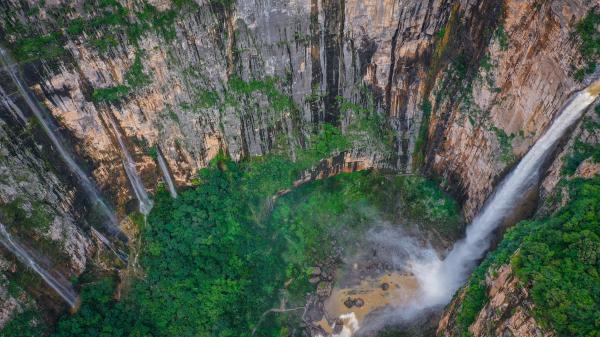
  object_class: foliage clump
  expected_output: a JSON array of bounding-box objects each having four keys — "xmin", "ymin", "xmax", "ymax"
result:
[
  {"xmin": 511, "ymin": 177, "xmax": 600, "ymax": 336},
  {"xmin": 562, "ymin": 139, "xmax": 600, "ymax": 176},
  {"xmin": 1, "ymin": 307, "xmax": 45, "ymax": 337},
  {"xmin": 490, "ymin": 126, "xmax": 516, "ymax": 163},
  {"xmin": 455, "ymin": 176, "xmax": 600, "ymax": 336},
  {"xmin": 229, "ymin": 76, "xmax": 295, "ymax": 113},
  {"xmin": 0, "ymin": 198, "xmax": 51, "ymax": 232},
  {"xmin": 574, "ymin": 11, "xmax": 600, "ymax": 81}
]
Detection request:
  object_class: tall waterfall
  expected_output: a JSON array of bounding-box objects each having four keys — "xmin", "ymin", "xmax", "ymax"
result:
[
  {"xmin": 0, "ymin": 223, "xmax": 78, "ymax": 308},
  {"xmin": 104, "ymin": 113, "xmax": 153, "ymax": 215},
  {"xmin": 156, "ymin": 149, "xmax": 178, "ymax": 198},
  {"xmin": 414, "ymin": 80, "xmax": 600, "ymax": 307},
  {"xmin": 0, "ymin": 47, "xmax": 120, "ymax": 233}
]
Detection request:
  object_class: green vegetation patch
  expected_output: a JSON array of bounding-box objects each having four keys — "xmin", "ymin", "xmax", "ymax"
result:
[
  {"xmin": 393, "ymin": 175, "xmax": 462, "ymax": 236},
  {"xmin": 92, "ymin": 52, "xmax": 151, "ymax": 103},
  {"xmin": 0, "ymin": 198, "xmax": 52, "ymax": 232},
  {"xmin": 562, "ymin": 139, "xmax": 600, "ymax": 176},
  {"xmin": 574, "ymin": 11, "xmax": 600, "ymax": 81},
  {"xmin": 413, "ymin": 99, "xmax": 432, "ymax": 169},
  {"xmin": 92, "ymin": 85, "xmax": 130, "ymax": 103},
  {"xmin": 511, "ymin": 177, "xmax": 600, "ymax": 336},
  {"xmin": 455, "ymin": 176, "xmax": 600, "ymax": 336},
  {"xmin": 12, "ymin": 32, "xmax": 65, "ymax": 61},
  {"xmin": 53, "ymin": 123, "xmax": 460, "ymax": 336},
  {"xmin": 229, "ymin": 76, "xmax": 295, "ymax": 113},
  {"xmin": 1, "ymin": 308, "xmax": 45, "ymax": 337},
  {"xmin": 490, "ymin": 126, "xmax": 516, "ymax": 163},
  {"xmin": 3, "ymin": 0, "xmax": 199, "ymax": 62}
]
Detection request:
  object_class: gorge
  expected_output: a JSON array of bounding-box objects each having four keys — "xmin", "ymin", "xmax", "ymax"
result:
[{"xmin": 0, "ymin": 0, "xmax": 598, "ymax": 337}]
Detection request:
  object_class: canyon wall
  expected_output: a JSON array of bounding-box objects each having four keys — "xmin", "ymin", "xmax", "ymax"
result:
[
  {"xmin": 437, "ymin": 264, "xmax": 554, "ymax": 337},
  {"xmin": 0, "ymin": 0, "xmax": 597, "ymax": 332},
  {"xmin": 2, "ymin": 0, "xmax": 593, "ymax": 218},
  {"xmin": 0, "ymin": 0, "xmax": 490, "ymax": 214}
]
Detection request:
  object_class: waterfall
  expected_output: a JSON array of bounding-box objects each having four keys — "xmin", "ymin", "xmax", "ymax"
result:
[
  {"xmin": 90, "ymin": 228, "xmax": 128, "ymax": 262},
  {"xmin": 0, "ymin": 85, "xmax": 28, "ymax": 123},
  {"xmin": 156, "ymin": 149, "xmax": 178, "ymax": 198},
  {"xmin": 0, "ymin": 223, "xmax": 79, "ymax": 308},
  {"xmin": 414, "ymin": 80, "xmax": 600, "ymax": 307},
  {"xmin": 0, "ymin": 47, "xmax": 120, "ymax": 233},
  {"xmin": 104, "ymin": 113, "xmax": 153, "ymax": 215}
]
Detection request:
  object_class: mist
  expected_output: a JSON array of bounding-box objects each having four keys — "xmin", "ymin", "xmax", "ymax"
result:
[{"xmin": 353, "ymin": 81, "xmax": 600, "ymax": 336}]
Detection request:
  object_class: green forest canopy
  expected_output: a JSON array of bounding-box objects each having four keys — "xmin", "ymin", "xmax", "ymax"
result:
[{"xmin": 39, "ymin": 145, "xmax": 460, "ymax": 337}]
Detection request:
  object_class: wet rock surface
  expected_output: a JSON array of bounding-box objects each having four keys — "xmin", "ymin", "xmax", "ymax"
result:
[{"xmin": 343, "ymin": 297, "xmax": 365, "ymax": 309}]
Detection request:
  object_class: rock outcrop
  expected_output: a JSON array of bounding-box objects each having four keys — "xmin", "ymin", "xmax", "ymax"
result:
[{"xmin": 437, "ymin": 265, "xmax": 554, "ymax": 337}]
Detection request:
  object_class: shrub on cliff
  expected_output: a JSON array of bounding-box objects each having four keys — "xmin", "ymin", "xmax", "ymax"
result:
[{"xmin": 455, "ymin": 176, "xmax": 600, "ymax": 336}]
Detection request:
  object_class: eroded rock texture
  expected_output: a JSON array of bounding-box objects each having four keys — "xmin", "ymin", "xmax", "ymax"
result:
[
  {"xmin": 0, "ymin": 0, "xmax": 597, "ymax": 332},
  {"xmin": 437, "ymin": 265, "xmax": 554, "ymax": 337}
]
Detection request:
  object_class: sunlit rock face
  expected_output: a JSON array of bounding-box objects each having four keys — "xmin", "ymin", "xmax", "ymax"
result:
[
  {"xmin": 437, "ymin": 264, "xmax": 554, "ymax": 337},
  {"xmin": 0, "ymin": 0, "xmax": 597, "ymax": 333},
  {"xmin": 1, "ymin": 0, "xmax": 594, "ymax": 220}
]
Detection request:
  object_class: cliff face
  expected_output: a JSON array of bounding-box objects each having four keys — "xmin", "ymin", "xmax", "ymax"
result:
[
  {"xmin": 0, "ymin": 0, "xmax": 597, "ymax": 333},
  {"xmin": 435, "ymin": 84, "xmax": 600, "ymax": 337},
  {"xmin": 427, "ymin": 0, "xmax": 594, "ymax": 219},
  {"xmin": 2, "ymin": 0, "xmax": 593, "ymax": 218},
  {"xmin": 0, "ymin": 0, "xmax": 490, "ymax": 213},
  {"xmin": 437, "ymin": 265, "xmax": 554, "ymax": 337},
  {"xmin": 0, "ymin": 112, "xmax": 96, "ymax": 325}
]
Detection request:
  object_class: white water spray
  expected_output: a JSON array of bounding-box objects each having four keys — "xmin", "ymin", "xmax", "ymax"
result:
[
  {"xmin": 156, "ymin": 148, "xmax": 178, "ymax": 198},
  {"xmin": 346, "ymin": 83, "xmax": 600, "ymax": 336},
  {"xmin": 413, "ymin": 81, "xmax": 600, "ymax": 309},
  {"xmin": 0, "ymin": 223, "xmax": 78, "ymax": 307},
  {"xmin": 104, "ymin": 113, "xmax": 153, "ymax": 215},
  {"xmin": 0, "ymin": 47, "xmax": 120, "ymax": 232}
]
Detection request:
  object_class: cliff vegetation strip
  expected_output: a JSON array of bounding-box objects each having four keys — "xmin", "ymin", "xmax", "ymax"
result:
[{"xmin": 453, "ymin": 175, "xmax": 600, "ymax": 337}]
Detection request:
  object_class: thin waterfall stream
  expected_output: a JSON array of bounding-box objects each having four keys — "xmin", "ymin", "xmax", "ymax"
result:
[
  {"xmin": 0, "ymin": 223, "xmax": 79, "ymax": 308},
  {"xmin": 0, "ymin": 47, "xmax": 120, "ymax": 234},
  {"xmin": 104, "ymin": 112, "xmax": 153, "ymax": 215},
  {"xmin": 156, "ymin": 148, "xmax": 177, "ymax": 198}
]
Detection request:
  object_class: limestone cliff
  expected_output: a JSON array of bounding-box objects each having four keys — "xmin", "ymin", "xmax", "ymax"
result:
[
  {"xmin": 0, "ymin": 0, "xmax": 598, "ymax": 333},
  {"xmin": 435, "ymin": 91, "xmax": 600, "ymax": 337},
  {"xmin": 437, "ymin": 265, "xmax": 554, "ymax": 337},
  {"xmin": 0, "ymin": 0, "xmax": 493, "ymax": 212},
  {"xmin": 1, "ymin": 0, "xmax": 594, "ymax": 218}
]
